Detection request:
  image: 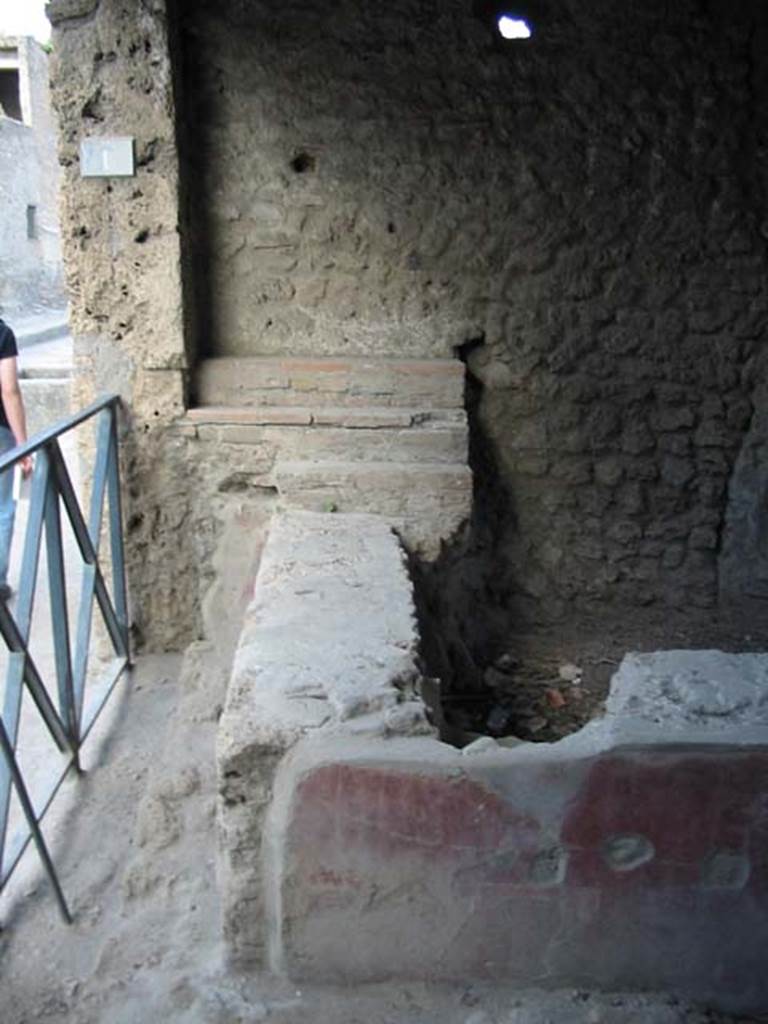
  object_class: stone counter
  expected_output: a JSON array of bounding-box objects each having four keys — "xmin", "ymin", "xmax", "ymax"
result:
[{"xmin": 217, "ymin": 511, "xmax": 768, "ymax": 1014}]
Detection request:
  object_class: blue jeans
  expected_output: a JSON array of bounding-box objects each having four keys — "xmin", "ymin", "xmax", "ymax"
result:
[{"xmin": 0, "ymin": 427, "xmax": 17, "ymax": 588}]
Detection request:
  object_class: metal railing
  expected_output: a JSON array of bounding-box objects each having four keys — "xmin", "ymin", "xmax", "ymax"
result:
[{"xmin": 0, "ymin": 394, "xmax": 130, "ymax": 922}]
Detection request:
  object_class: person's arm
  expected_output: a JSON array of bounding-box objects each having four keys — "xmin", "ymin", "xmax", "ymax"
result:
[{"xmin": 0, "ymin": 357, "xmax": 32, "ymax": 477}]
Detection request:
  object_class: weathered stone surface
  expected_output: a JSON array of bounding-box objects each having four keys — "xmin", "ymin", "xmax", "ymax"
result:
[
  {"xmin": 274, "ymin": 460, "xmax": 472, "ymax": 558},
  {"xmin": 274, "ymin": 741, "xmax": 768, "ymax": 1014},
  {"xmin": 264, "ymin": 650, "xmax": 768, "ymax": 1012},
  {"xmin": 188, "ymin": 406, "xmax": 314, "ymax": 428},
  {"xmin": 310, "ymin": 408, "xmax": 417, "ymax": 429},
  {"xmin": 187, "ymin": 348, "xmax": 472, "ymax": 559},
  {"xmin": 183, "ymin": 416, "xmax": 465, "ymax": 463},
  {"xmin": 195, "ymin": 356, "xmax": 465, "ymax": 410},
  {"xmin": 604, "ymin": 650, "xmax": 768, "ymax": 737},
  {"xmin": 49, "ymin": 0, "xmax": 190, "ymax": 647},
  {"xmin": 217, "ymin": 510, "xmax": 430, "ymax": 963},
  {"xmin": 50, "ymin": 0, "xmax": 768, "ymax": 643},
  {"xmin": 184, "ymin": 0, "xmax": 768, "ymax": 617},
  {"xmin": 217, "ymin": 512, "xmax": 768, "ymax": 1012},
  {"xmin": 47, "ymin": 0, "xmax": 100, "ymax": 22}
]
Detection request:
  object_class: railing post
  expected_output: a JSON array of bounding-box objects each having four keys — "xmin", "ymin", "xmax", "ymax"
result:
[{"xmin": 107, "ymin": 405, "xmax": 130, "ymax": 662}]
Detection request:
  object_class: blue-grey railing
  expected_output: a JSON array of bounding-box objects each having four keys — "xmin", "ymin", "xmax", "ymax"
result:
[{"xmin": 0, "ymin": 394, "xmax": 130, "ymax": 922}]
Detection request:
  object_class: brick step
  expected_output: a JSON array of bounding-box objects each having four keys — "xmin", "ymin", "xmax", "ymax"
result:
[
  {"xmin": 183, "ymin": 419, "xmax": 467, "ymax": 465},
  {"xmin": 275, "ymin": 459, "xmax": 472, "ymax": 518},
  {"xmin": 274, "ymin": 460, "xmax": 472, "ymax": 557},
  {"xmin": 184, "ymin": 405, "xmax": 465, "ymax": 429},
  {"xmin": 195, "ymin": 356, "xmax": 465, "ymax": 410}
]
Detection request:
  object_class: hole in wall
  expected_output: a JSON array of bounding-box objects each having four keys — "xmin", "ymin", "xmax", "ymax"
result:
[
  {"xmin": 0, "ymin": 66, "xmax": 23, "ymax": 121},
  {"xmin": 290, "ymin": 151, "xmax": 315, "ymax": 174},
  {"xmin": 26, "ymin": 205, "xmax": 37, "ymax": 241},
  {"xmin": 218, "ymin": 474, "xmax": 278, "ymax": 496},
  {"xmin": 81, "ymin": 88, "xmax": 103, "ymax": 121}
]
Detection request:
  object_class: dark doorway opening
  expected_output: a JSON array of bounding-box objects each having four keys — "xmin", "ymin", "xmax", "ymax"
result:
[{"xmin": 0, "ymin": 67, "xmax": 23, "ymax": 122}]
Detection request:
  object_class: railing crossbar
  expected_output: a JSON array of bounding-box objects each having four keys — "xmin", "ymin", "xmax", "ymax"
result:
[
  {"xmin": 45, "ymin": 476, "xmax": 77, "ymax": 747},
  {"xmin": 49, "ymin": 425, "xmax": 127, "ymax": 659},
  {"xmin": 106, "ymin": 418, "xmax": 128, "ymax": 643},
  {"xmin": 0, "ymin": 656, "xmax": 125, "ymax": 890},
  {"xmin": 12, "ymin": 449, "xmax": 49, "ymax": 644},
  {"xmin": 0, "ymin": 395, "xmax": 122, "ymax": 470},
  {"xmin": 0, "ymin": 609, "xmax": 71, "ymax": 751},
  {"xmin": 0, "ymin": 716, "xmax": 71, "ymax": 923}
]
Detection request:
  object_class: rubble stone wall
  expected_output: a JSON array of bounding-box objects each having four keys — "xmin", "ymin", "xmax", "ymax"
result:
[
  {"xmin": 181, "ymin": 0, "xmax": 768, "ymax": 621},
  {"xmin": 49, "ymin": 0, "xmax": 768, "ymax": 646}
]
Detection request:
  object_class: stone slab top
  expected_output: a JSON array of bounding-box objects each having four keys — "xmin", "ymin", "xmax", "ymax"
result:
[
  {"xmin": 220, "ymin": 510, "xmax": 433, "ymax": 759},
  {"xmin": 219, "ymin": 508, "xmax": 768, "ymax": 777},
  {"xmin": 603, "ymin": 649, "xmax": 768, "ymax": 736},
  {"xmin": 284, "ymin": 648, "xmax": 768, "ymax": 771}
]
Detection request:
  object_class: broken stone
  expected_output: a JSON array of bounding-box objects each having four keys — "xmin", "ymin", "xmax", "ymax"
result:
[
  {"xmin": 383, "ymin": 703, "xmax": 434, "ymax": 736},
  {"xmin": 47, "ymin": 0, "xmax": 100, "ymax": 23},
  {"xmin": 496, "ymin": 734, "xmax": 527, "ymax": 748},
  {"xmin": 493, "ymin": 652, "xmax": 519, "ymax": 673},
  {"xmin": 558, "ymin": 662, "xmax": 583, "ymax": 683},
  {"xmin": 461, "ymin": 736, "xmax": 499, "ymax": 756},
  {"xmin": 484, "ymin": 665, "xmax": 515, "ymax": 690},
  {"xmin": 545, "ymin": 687, "xmax": 567, "ymax": 710},
  {"xmin": 486, "ymin": 702, "xmax": 516, "ymax": 736}
]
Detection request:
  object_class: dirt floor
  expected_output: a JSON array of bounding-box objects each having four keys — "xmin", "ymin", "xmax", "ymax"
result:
[
  {"xmin": 1, "ymin": 641, "xmax": 767, "ymax": 1023},
  {"xmin": 442, "ymin": 606, "xmax": 768, "ymax": 744}
]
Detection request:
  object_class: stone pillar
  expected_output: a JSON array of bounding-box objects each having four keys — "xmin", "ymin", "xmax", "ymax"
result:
[{"xmin": 48, "ymin": 0, "xmax": 192, "ymax": 648}]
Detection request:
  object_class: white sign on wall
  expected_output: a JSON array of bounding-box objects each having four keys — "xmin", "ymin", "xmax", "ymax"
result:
[{"xmin": 80, "ymin": 137, "xmax": 136, "ymax": 178}]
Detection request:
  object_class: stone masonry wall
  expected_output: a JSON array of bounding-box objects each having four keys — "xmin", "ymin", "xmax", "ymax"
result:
[
  {"xmin": 47, "ymin": 0, "xmax": 195, "ymax": 648},
  {"xmin": 47, "ymin": 0, "xmax": 276, "ymax": 650},
  {"xmin": 48, "ymin": 0, "xmax": 768, "ymax": 646},
  {"xmin": 182, "ymin": 0, "xmax": 768, "ymax": 621}
]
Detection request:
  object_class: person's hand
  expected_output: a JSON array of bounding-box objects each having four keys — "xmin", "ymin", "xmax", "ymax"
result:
[{"xmin": 19, "ymin": 454, "xmax": 32, "ymax": 479}]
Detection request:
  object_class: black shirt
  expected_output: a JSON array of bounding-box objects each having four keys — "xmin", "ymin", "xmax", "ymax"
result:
[{"xmin": 0, "ymin": 320, "xmax": 19, "ymax": 431}]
